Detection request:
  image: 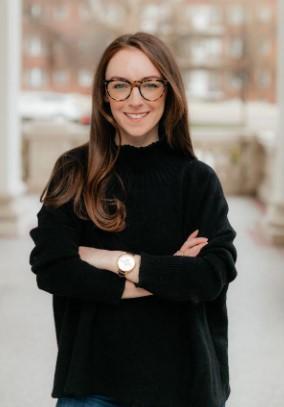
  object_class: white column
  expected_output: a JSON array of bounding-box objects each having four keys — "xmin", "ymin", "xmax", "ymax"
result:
[
  {"xmin": 0, "ymin": 0, "xmax": 37, "ymax": 236},
  {"xmin": 265, "ymin": 0, "xmax": 284, "ymax": 244}
]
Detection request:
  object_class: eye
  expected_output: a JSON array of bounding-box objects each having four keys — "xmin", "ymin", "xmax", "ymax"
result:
[
  {"xmin": 142, "ymin": 81, "xmax": 162, "ymax": 89},
  {"xmin": 112, "ymin": 81, "xmax": 129, "ymax": 89}
]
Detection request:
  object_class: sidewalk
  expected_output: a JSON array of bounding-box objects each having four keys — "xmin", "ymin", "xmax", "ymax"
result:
[{"xmin": 0, "ymin": 196, "xmax": 283, "ymax": 407}]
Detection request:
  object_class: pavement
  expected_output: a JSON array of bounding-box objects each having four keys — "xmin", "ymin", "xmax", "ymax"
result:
[{"xmin": 0, "ymin": 196, "xmax": 283, "ymax": 407}]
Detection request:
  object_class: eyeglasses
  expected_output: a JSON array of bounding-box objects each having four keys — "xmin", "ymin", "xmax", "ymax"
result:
[{"xmin": 104, "ymin": 78, "xmax": 168, "ymax": 102}]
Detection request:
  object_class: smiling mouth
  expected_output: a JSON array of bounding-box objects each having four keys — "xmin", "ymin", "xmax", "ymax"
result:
[{"xmin": 124, "ymin": 112, "xmax": 149, "ymax": 120}]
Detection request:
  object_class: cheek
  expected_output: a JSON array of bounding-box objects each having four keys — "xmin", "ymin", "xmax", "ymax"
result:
[
  {"xmin": 155, "ymin": 99, "xmax": 166, "ymax": 119},
  {"xmin": 109, "ymin": 101, "xmax": 124, "ymax": 119}
]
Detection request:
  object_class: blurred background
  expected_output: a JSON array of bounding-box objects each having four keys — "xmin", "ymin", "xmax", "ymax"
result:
[{"xmin": 0, "ymin": 1, "xmax": 284, "ymax": 407}]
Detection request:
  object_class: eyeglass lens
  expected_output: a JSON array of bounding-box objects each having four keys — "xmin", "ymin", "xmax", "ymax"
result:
[{"xmin": 107, "ymin": 80, "xmax": 165, "ymax": 101}]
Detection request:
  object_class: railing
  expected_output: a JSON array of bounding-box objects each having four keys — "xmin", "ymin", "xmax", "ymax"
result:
[{"xmin": 22, "ymin": 120, "xmax": 274, "ymax": 203}]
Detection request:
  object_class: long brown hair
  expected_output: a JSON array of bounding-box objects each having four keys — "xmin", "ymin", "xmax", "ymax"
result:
[{"xmin": 41, "ymin": 32, "xmax": 196, "ymax": 232}]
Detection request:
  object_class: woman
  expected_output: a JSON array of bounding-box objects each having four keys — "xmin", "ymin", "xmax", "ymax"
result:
[{"xmin": 29, "ymin": 32, "xmax": 237, "ymax": 407}]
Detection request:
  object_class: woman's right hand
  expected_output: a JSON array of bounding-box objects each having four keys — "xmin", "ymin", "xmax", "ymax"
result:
[{"xmin": 174, "ymin": 229, "xmax": 208, "ymax": 257}]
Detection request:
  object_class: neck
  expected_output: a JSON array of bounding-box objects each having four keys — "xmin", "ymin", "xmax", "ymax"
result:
[{"xmin": 113, "ymin": 132, "xmax": 177, "ymax": 177}]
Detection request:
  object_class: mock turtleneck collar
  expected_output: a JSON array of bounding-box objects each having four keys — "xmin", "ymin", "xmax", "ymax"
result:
[{"xmin": 113, "ymin": 133, "xmax": 173, "ymax": 174}]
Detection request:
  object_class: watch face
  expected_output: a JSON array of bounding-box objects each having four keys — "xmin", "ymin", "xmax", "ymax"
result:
[{"xmin": 118, "ymin": 254, "xmax": 135, "ymax": 272}]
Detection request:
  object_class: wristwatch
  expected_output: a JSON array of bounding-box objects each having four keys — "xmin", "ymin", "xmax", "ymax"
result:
[{"xmin": 117, "ymin": 252, "xmax": 136, "ymax": 278}]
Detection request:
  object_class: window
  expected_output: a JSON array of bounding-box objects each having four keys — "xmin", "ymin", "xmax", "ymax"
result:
[
  {"xmin": 190, "ymin": 39, "xmax": 222, "ymax": 64},
  {"xmin": 190, "ymin": 6, "xmax": 214, "ymax": 31},
  {"xmin": 78, "ymin": 69, "xmax": 92, "ymax": 87},
  {"xmin": 26, "ymin": 36, "xmax": 43, "ymax": 57},
  {"xmin": 140, "ymin": 4, "xmax": 160, "ymax": 32},
  {"xmin": 257, "ymin": 70, "xmax": 271, "ymax": 88},
  {"xmin": 54, "ymin": 4, "xmax": 68, "ymax": 20},
  {"xmin": 30, "ymin": 4, "xmax": 41, "ymax": 17},
  {"xmin": 210, "ymin": 6, "xmax": 222, "ymax": 26},
  {"xmin": 208, "ymin": 72, "xmax": 222, "ymax": 95},
  {"xmin": 184, "ymin": 4, "xmax": 222, "ymax": 32},
  {"xmin": 186, "ymin": 70, "xmax": 222, "ymax": 99},
  {"xmin": 227, "ymin": 4, "xmax": 245, "ymax": 25},
  {"xmin": 178, "ymin": 39, "xmax": 192, "ymax": 58},
  {"xmin": 191, "ymin": 41, "xmax": 206, "ymax": 64},
  {"xmin": 258, "ymin": 6, "xmax": 272, "ymax": 22},
  {"xmin": 186, "ymin": 70, "xmax": 208, "ymax": 98},
  {"xmin": 208, "ymin": 38, "xmax": 223, "ymax": 58},
  {"xmin": 230, "ymin": 72, "xmax": 243, "ymax": 90},
  {"xmin": 228, "ymin": 38, "xmax": 243, "ymax": 58},
  {"xmin": 25, "ymin": 68, "xmax": 46, "ymax": 88},
  {"xmin": 102, "ymin": 2, "xmax": 126, "ymax": 25},
  {"xmin": 259, "ymin": 39, "xmax": 271, "ymax": 56},
  {"xmin": 53, "ymin": 70, "xmax": 69, "ymax": 85},
  {"xmin": 182, "ymin": 4, "xmax": 194, "ymax": 24}
]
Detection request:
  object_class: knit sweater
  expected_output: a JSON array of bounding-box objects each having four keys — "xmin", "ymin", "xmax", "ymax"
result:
[{"xmin": 29, "ymin": 134, "xmax": 237, "ymax": 407}]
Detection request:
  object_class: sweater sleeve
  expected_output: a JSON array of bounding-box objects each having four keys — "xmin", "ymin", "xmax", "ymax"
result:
[
  {"xmin": 29, "ymin": 201, "xmax": 125, "ymax": 304},
  {"xmin": 136, "ymin": 162, "xmax": 237, "ymax": 303}
]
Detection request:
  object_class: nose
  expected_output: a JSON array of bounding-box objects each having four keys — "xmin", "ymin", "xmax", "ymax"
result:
[{"xmin": 128, "ymin": 85, "xmax": 143, "ymax": 105}]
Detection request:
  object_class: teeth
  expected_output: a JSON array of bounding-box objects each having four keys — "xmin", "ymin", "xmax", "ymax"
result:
[{"xmin": 125, "ymin": 113, "xmax": 148, "ymax": 119}]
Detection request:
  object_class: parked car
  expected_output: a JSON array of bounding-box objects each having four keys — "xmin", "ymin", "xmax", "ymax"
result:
[{"xmin": 19, "ymin": 91, "xmax": 91, "ymax": 125}]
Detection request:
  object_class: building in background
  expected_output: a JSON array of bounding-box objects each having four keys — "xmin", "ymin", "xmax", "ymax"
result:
[
  {"xmin": 172, "ymin": 0, "xmax": 276, "ymax": 102},
  {"xmin": 22, "ymin": 0, "xmax": 276, "ymax": 102},
  {"xmin": 22, "ymin": 0, "xmax": 100, "ymax": 94}
]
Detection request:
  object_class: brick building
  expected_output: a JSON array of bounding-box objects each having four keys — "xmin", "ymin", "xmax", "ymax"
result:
[
  {"xmin": 22, "ymin": 0, "xmax": 95, "ymax": 94},
  {"xmin": 164, "ymin": 0, "xmax": 276, "ymax": 102},
  {"xmin": 21, "ymin": 0, "xmax": 277, "ymax": 102}
]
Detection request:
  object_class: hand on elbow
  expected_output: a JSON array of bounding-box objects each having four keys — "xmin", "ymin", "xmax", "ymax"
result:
[{"xmin": 174, "ymin": 229, "xmax": 208, "ymax": 257}]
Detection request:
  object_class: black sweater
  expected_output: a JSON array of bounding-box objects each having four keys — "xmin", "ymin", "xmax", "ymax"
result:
[{"xmin": 29, "ymin": 134, "xmax": 237, "ymax": 407}]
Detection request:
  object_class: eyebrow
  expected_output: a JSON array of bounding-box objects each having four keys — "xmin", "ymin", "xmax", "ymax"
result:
[{"xmin": 106, "ymin": 75, "xmax": 163, "ymax": 81}]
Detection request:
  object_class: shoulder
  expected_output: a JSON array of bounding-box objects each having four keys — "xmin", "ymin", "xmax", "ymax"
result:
[
  {"xmin": 184, "ymin": 157, "xmax": 219, "ymax": 183},
  {"xmin": 55, "ymin": 143, "xmax": 88, "ymax": 170},
  {"xmin": 42, "ymin": 143, "xmax": 88, "ymax": 211},
  {"xmin": 49, "ymin": 143, "xmax": 88, "ymax": 187},
  {"xmin": 181, "ymin": 158, "xmax": 225, "ymax": 200}
]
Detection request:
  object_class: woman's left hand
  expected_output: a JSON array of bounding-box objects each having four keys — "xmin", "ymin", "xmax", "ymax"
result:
[
  {"xmin": 78, "ymin": 246, "xmax": 120, "ymax": 273},
  {"xmin": 174, "ymin": 229, "xmax": 208, "ymax": 257}
]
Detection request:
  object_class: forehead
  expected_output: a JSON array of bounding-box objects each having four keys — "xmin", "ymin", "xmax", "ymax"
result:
[{"xmin": 105, "ymin": 48, "xmax": 161, "ymax": 80}]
